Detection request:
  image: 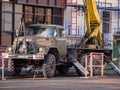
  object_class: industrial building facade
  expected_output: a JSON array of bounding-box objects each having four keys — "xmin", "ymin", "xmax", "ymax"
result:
[
  {"xmin": 0, "ymin": 0, "xmax": 120, "ymax": 52},
  {"xmin": 0, "ymin": 0, "xmax": 65, "ymax": 47}
]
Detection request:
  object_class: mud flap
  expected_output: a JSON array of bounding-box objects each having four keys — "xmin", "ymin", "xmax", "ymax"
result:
[{"xmin": 73, "ymin": 61, "xmax": 89, "ymax": 76}]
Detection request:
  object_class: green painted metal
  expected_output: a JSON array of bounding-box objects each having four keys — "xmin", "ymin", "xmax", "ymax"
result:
[
  {"xmin": 105, "ymin": 41, "xmax": 120, "ymax": 69},
  {"xmin": 113, "ymin": 41, "xmax": 120, "ymax": 67}
]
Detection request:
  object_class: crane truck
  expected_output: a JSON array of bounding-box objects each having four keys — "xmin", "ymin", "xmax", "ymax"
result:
[{"xmin": 2, "ymin": 0, "xmax": 120, "ymax": 78}]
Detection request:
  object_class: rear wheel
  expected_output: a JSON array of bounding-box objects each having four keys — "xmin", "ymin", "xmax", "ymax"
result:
[
  {"xmin": 8, "ymin": 59, "xmax": 21, "ymax": 76},
  {"xmin": 42, "ymin": 54, "xmax": 56, "ymax": 78}
]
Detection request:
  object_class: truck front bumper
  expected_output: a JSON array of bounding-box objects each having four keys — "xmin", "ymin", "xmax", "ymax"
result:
[{"xmin": 1, "ymin": 53, "xmax": 44, "ymax": 60}]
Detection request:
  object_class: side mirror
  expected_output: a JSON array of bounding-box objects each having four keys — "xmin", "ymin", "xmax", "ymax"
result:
[
  {"xmin": 62, "ymin": 31, "xmax": 65, "ymax": 37},
  {"xmin": 54, "ymin": 30, "xmax": 57, "ymax": 37}
]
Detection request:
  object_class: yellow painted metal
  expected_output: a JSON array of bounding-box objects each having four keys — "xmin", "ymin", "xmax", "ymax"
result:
[{"xmin": 83, "ymin": 0, "xmax": 103, "ymax": 48}]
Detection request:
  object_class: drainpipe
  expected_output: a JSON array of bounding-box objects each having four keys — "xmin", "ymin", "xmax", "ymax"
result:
[
  {"xmin": 118, "ymin": 0, "xmax": 120, "ymax": 32},
  {"xmin": 0, "ymin": 1, "xmax": 2, "ymax": 45}
]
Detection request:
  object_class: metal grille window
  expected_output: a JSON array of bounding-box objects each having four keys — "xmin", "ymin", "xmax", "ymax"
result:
[
  {"xmin": 53, "ymin": 8, "xmax": 62, "ymax": 25},
  {"xmin": 102, "ymin": 11, "xmax": 111, "ymax": 33}
]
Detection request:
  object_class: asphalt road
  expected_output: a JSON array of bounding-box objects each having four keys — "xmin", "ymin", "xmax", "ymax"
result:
[
  {"xmin": 0, "ymin": 69, "xmax": 120, "ymax": 90},
  {"xmin": 0, "ymin": 76, "xmax": 120, "ymax": 90}
]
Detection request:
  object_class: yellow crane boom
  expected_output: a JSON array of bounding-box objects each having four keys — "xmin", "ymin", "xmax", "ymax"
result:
[{"xmin": 80, "ymin": 0, "xmax": 103, "ymax": 48}]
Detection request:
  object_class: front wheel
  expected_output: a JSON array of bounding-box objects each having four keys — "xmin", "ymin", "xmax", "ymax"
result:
[
  {"xmin": 8, "ymin": 59, "xmax": 21, "ymax": 76},
  {"xmin": 42, "ymin": 54, "xmax": 56, "ymax": 78}
]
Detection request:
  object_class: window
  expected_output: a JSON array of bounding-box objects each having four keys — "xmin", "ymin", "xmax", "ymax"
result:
[
  {"xmin": 1, "ymin": 2, "xmax": 13, "ymax": 45},
  {"xmin": 2, "ymin": 13, "xmax": 12, "ymax": 31},
  {"xmin": 35, "ymin": 7, "xmax": 45, "ymax": 23},
  {"xmin": 53, "ymin": 8, "xmax": 62, "ymax": 25},
  {"xmin": 2, "ymin": 2, "xmax": 12, "ymax": 11},
  {"xmin": 14, "ymin": 4, "xmax": 22, "ymax": 30},
  {"xmin": 46, "ymin": 8, "xmax": 52, "ymax": 24},
  {"xmin": 25, "ymin": 6, "xmax": 33, "ymax": 26},
  {"xmin": 2, "ymin": 3, "xmax": 12, "ymax": 31},
  {"xmin": 15, "ymin": 4, "xmax": 22, "ymax": 13},
  {"xmin": 102, "ymin": 11, "xmax": 111, "ymax": 33},
  {"xmin": 33, "ymin": 7, "xmax": 62, "ymax": 25}
]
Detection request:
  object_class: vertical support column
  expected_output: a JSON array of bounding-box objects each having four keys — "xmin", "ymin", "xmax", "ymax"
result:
[
  {"xmin": 1, "ymin": 53, "xmax": 6, "ymax": 80},
  {"xmin": 2, "ymin": 58, "xmax": 5, "ymax": 80},
  {"xmin": 90, "ymin": 52, "xmax": 93, "ymax": 77},
  {"xmin": 85, "ymin": 55, "xmax": 88, "ymax": 78},
  {"xmin": 0, "ymin": 1, "xmax": 2, "ymax": 45},
  {"xmin": 105, "ymin": 0, "xmax": 106, "ymax": 10},
  {"xmin": 89, "ymin": 52, "xmax": 104, "ymax": 77},
  {"xmin": 11, "ymin": 3, "xmax": 15, "ymax": 44},
  {"xmin": 118, "ymin": 0, "xmax": 120, "ymax": 31},
  {"xmin": 101, "ymin": 53, "xmax": 104, "ymax": 76},
  {"xmin": 62, "ymin": 0, "xmax": 64, "ymax": 25}
]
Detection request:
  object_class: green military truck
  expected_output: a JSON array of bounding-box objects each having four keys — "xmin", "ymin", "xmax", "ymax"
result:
[{"xmin": 5, "ymin": 23, "xmax": 83, "ymax": 78}]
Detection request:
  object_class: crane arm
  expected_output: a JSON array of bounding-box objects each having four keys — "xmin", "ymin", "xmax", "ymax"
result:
[{"xmin": 80, "ymin": 0, "xmax": 103, "ymax": 48}]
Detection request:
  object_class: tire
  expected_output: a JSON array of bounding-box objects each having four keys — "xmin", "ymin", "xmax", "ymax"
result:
[
  {"xmin": 42, "ymin": 54, "xmax": 56, "ymax": 78},
  {"xmin": 8, "ymin": 59, "xmax": 21, "ymax": 76},
  {"xmin": 57, "ymin": 65, "xmax": 69, "ymax": 74}
]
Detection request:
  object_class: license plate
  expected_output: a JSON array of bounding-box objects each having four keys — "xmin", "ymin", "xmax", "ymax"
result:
[{"xmin": 18, "ymin": 55, "xmax": 28, "ymax": 58}]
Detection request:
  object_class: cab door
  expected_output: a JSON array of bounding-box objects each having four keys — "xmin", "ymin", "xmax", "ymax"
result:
[{"xmin": 56, "ymin": 29, "xmax": 67, "ymax": 56}]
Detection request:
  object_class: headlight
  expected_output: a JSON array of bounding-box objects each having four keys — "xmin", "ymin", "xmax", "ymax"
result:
[
  {"xmin": 39, "ymin": 48, "xmax": 43, "ymax": 52},
  {"xmin": 8, "ymin": 47, "xmax": 12, "ymax": 51},
  {"xmin": 6, "ymin": 47, "xmax": 12, "ymax": 53},
  {"xmin": 39, "ymin": 47, "xmax": 45, "ymax": 54},
  {"xmin": 19, "ymin": 43, "xmax": 27, "ymax": 53}
]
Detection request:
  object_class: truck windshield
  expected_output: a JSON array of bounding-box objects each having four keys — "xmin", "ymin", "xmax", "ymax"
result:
[
  {"xmin": 40, "ymin": 27, "xmax": 56, "ymax": 37},
  {"xmin": 27, "ymin": 27, "xmax": 44, "ymax": 36},
  {"xmin": 28, "ymin": 27, "xmax": 56, "ymax": 37}
]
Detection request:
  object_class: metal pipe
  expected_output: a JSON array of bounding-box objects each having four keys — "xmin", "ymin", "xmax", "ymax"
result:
[{"xmin": 118, "ymin": 0, "xmax": 120, "ymax": 31}]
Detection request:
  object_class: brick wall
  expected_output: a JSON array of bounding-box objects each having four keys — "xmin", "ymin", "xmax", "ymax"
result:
[{"xmin": 1, "ymin": 32, "xmax": 12, "ymax": 46}]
